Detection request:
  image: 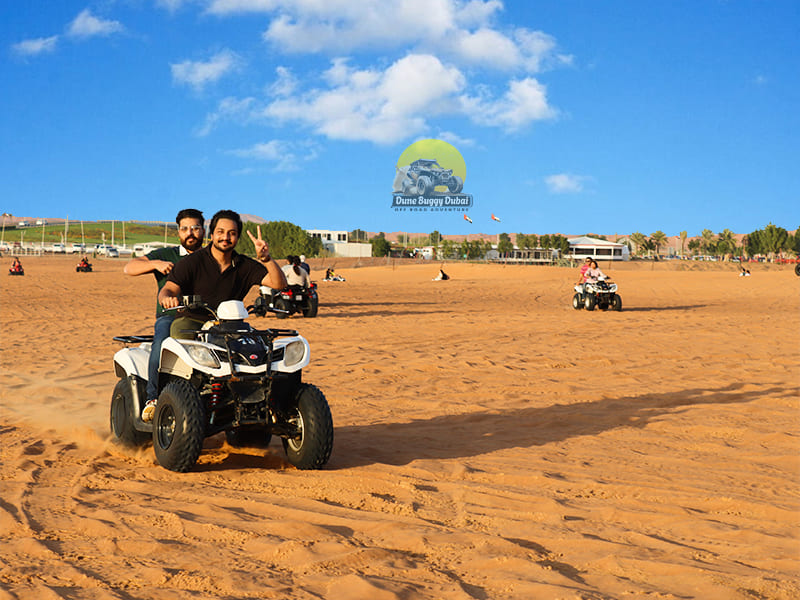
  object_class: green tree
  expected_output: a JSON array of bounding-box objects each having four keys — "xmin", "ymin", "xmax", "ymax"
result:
[
  {"xmin": 238, "ymin": 221, "xmax": 317, "ymax": 259},
  {"xmin": 650, "ymin": 230, "xmax": 667, "ymax": 257},
  {"xmin": 441, "ymin": 239, "xmax": 456, "ymax": 259},
  {"xmin": 700, "ymin": 229, "xmax": 716, "ymax": 255},
  {"xmin": 629, "ymin": 232, "xmax": 647, "ymax": 256},
  {"xmin": 687, "ymin": 238, "xmax": 701, "ymax": 255},
  {"xmin": 497, "ymin": 233, "xmax": 514, "ymax": 257},
  {"xmin": 539, "ymin": 234, "xmax": 551, "ymax": 250},
  {"xmin": 349, "ymin": 229, "xmax": 368, "ymax": 243},
  {"xmin": 717, "ymin": 229, "xmax": 736, "ymax": 256},
  {"xmin": 428, "ymin": 230, "xmax": 442, "ymax": 247},
  {"xmin": 370, "ymin": 235, "xmax": 391, "ymax": 257}
]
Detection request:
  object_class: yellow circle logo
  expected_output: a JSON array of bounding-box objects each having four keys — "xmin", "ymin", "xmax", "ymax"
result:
[{"xmin": 394, "ymin": 139, "xmax": 466, "ymax": 195}]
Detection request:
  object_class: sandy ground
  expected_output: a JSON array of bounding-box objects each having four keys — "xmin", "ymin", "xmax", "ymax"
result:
[{"xmin": 1, "ymin": 255, "xmax": 798, "ymax": 600}]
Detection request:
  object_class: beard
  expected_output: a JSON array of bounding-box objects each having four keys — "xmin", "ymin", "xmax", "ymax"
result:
[
  {"xmin": 212, "ymin": 238, "xmax": 235, "ymax": 253},
  {"xmin": 182, "ymin": 235, "xmax": 203, "ymax": 252}
]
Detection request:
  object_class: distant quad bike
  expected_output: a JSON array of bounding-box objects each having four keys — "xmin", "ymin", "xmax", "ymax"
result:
[
  {"xmin": 573, "ymin": 277, "xmax": 622, "ymax": 312},
  {"xmin": 76, "ymin": 263, "xmax": 92, "ymax": 273},
  {"xmin": 111, "ymin": 298, "xmax": 333, "ymax": 472},
  {"xmin": 8, "ymin": 266, "xmax": 24, "ymax": 276},
  {"xmin": 251, "ymin": 283, "xmax": 319, "ymax": 319},
  {"xmin": 402, "ymin": 158, "xmax": 463, "ymax": 195}
]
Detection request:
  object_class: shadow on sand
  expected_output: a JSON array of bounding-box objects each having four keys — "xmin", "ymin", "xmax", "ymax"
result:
[{"xmin": 328, "ymin": 383, "xmax": 788, "ymax": 468}]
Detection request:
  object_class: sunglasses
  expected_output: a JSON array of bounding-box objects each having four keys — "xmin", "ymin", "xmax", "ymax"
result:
[{"xmin": 179, "ymin": 225, "xmax": 204, "ymax": 233}]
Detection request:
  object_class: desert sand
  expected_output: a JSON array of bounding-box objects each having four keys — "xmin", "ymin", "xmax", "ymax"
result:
[{"xmin": 1, "ymin": 255, "xmax": 798, "ymax": 599}]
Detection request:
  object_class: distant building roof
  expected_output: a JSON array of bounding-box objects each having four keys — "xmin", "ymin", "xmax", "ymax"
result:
[{"xmin": 568, "ymin": 236, "xmax": 625, "ymax": 247}]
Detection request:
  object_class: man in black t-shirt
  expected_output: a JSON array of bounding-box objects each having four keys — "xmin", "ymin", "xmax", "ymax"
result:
[
  {"xmin": 159, "ymin": 209, "xmax": 286, "ymax": 316},
  {"xmin": 124, "ymin": 208, "xmax": 205, "ymax": 417}
]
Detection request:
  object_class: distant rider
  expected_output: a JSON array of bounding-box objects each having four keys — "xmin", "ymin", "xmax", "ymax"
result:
[
  {"xmin": 283, "ymin": 255, "xmax": 311, "ymax": 288},
  {"xmin": 124, "ymin": 208, "xmax": 205, "ymax": 421}
]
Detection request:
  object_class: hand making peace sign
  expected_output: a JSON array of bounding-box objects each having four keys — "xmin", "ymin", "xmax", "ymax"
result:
[{"xmin": 247, "ymin": 225, "xmax": 271, "ymax": 262}]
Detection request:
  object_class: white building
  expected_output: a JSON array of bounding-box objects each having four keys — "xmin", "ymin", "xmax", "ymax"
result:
[
  {"xmin": 568, "ymin": 236, "xmax": 630, "ymax": 261},
  {"xmin": 308, "ymin": 229, "xmax": 371, "ymax": 257}
]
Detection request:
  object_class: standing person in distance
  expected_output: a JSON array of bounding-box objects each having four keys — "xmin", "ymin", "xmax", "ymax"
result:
[{"xmin": 124, "ymin": 208, "xmax": 205, "ymax": 421}]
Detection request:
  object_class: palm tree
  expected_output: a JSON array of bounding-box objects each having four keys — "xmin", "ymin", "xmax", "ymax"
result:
[
  {"xmin": 717, "ymin": 229, "xmax": 735, "ymax": 258},
  {"xmin": 701, "ymin": 229, "xmax": 716, "ymax": 255},
  {"xmin": 679, "ymin": 231, "xmax": 688, "ymax": 257},
  {"xmin": 650, "ymin": 230, "xmax": 667, "ymax": 258},
  {"xmin": 630, "ymin": 232, "xmax": 647, "ymax": 256}
]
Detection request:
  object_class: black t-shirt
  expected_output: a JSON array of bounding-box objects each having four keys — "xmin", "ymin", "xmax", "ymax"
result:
[
  {"xmin": 146, "ymin": 246, "xmax": 183, "ymax": 316},
  {"xmin": 166, "ymin": 245, "xmax": 267, "ymax": 312}
]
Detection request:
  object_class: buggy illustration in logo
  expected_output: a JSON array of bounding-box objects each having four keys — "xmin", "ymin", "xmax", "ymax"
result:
[{"xmin": 392, "ymin": 139, "xmax": 472, "ymax": 211}]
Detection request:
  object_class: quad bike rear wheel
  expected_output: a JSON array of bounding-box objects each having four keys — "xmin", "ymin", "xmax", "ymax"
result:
[
  {"xmin": 153, "ymin": 379, "xmax": 205, "ymax": 472},
  {"xmin": 281, "ymin": 384, "xmax": 333, "ymax": 470},
  {"xmin": 612, "ymin": 294, "xmax": 622, "ymax": 311},
  {"xmin": 303, "ymin": 296, "xmax": 319, "ymax": 318},
  {"xmin": 572, "ymin": 293, "xmax": 583, "ymax": 310},
  {"xmin": 274, "ymin": 297, "xmax": 290, "ymax": 319},
  {"xmin": 110, "ymin": 378, "xmax": 150, "ymax": 447}
]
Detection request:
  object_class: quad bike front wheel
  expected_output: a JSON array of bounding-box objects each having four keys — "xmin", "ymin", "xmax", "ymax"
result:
[
  {"xmin": 281, "ymin": 383, "xmax": 334, "ymax": 470},
  {"xmin": 611, "ymin": 294, "xmax": 622, "ymax": 311},
  {"xmin": 110, "ymin": 378, "xmax": 150, "ymax": 447},
  {"xmin": 572, "ymin": 293, "xmax": 583, "ymax": 310},
  {"xmin": 584, "ymin": 294, "xmax": 596, "ymax": 311},
  {"xmin": 153, "ymin": 379, "xmax": 206, "ymax": 472},
  {"xmin": 448, "ymin": 175, "xmax": 463, "ymax": 193}
]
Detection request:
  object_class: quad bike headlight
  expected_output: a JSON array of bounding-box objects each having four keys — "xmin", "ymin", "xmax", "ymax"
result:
[
  {"xmin": 185, "ymin": 344, "xmax": 221, "ymax": 369},
  {"xmin": 283, "ymin": 340, "xmax": 306, "ymax": 367}
]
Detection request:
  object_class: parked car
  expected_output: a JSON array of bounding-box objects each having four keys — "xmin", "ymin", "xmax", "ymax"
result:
[
  {"xmin": 105, "ymin": 246, "xmax": 119, "ymax": 258},
  {"xmin": 52, "ymin": 243, "xmax": 66, "ymax": 253},
  {"xmin": 69, "ymin": 243, "xmax": 86, "ymax": 254}
]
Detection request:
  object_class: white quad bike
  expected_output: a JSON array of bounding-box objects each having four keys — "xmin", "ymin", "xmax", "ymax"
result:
[
  {"xmin": 111, "ymin": 298, "xmax": 333, "ymax": 472},
  {"xmin": 573, "ymin": 277, "xmax": 622, "ymax": 311}
]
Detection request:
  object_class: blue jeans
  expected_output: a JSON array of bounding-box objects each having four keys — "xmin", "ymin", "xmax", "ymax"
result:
[{"xmin": 147, "ymin": 314, "xmax": 174, "ymax": 401}]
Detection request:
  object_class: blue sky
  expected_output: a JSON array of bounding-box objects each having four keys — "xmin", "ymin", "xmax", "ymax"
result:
[{"xmin": 2, "ymin": 1, "xmax": 797, "ymax": 237}]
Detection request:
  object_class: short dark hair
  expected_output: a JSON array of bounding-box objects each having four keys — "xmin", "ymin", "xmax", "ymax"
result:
[
  {"xmin": 209, "ymin": 209, "xmax": 242, "ymax": 235},
  {"xmin": 175, "ymin": 208, "xmax": 204, "ymax": 225}
]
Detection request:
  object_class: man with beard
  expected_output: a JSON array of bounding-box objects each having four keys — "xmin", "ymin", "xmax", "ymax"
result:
[
  {"xmin": 158, "ymin": 208, "xmax": 286, "ymax": 340},
  {"xmin": 124, "ymin": 208, "xmax": 205, "ymax": 421}
]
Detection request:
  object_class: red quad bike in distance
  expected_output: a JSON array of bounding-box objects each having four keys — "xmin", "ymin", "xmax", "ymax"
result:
[{"xmin": 110, "ymin": 298, "xmax": 333, "ymax": 473}]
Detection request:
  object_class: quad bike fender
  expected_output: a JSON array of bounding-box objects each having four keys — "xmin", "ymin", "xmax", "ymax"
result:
[{"xmin": 113, "ymin": 345, "xmax": 151, "ymax": 379}]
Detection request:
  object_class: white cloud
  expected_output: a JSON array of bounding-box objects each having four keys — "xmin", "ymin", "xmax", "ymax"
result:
[
  {"xmin": 156, "ymin": 0, "xmax": 193, "ymax": 11},
  {"xmin": 228, "ymin": 139, "xmax": 319, "ymax": 171},
  {"xmin": 461, "ymin": 77, "xmax": 557, "ymax": 131},
  {"xmin": 196, "ymin": 96, "xmax": 256, "ymax": 136},
  {"xmin": 545, "ymin": 173, "xmax": 589, "ymax": 194},
  {"xmin": 269, "ymin": 66, "xmax": 298, "ymax": 97},
  {"xmin": 12, "ymin": 36, "xmax": 59, "ymax": 56},
  {"xmin": 67, "ymin": 9, "xmax": 124, "ymax": 38},
  {"xmin": 206, "ymin": 0, "xmax": 567, "ymax": 74},
  {"xmin": 263, "ymin": 54, "xmax": 465, "ymax": 144},
  {"xmin": 437, "ymin": 130, "xmax": 476, "ymax": 148},
  {"xmin": 171, "ymin": 49, "xmax": 242, "ymax": 91}
]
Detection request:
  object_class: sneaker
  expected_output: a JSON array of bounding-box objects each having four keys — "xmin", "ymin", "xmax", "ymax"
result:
[{"xmin": 142, "ymin": 399, "xmax": 157, "ymax": 423}]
